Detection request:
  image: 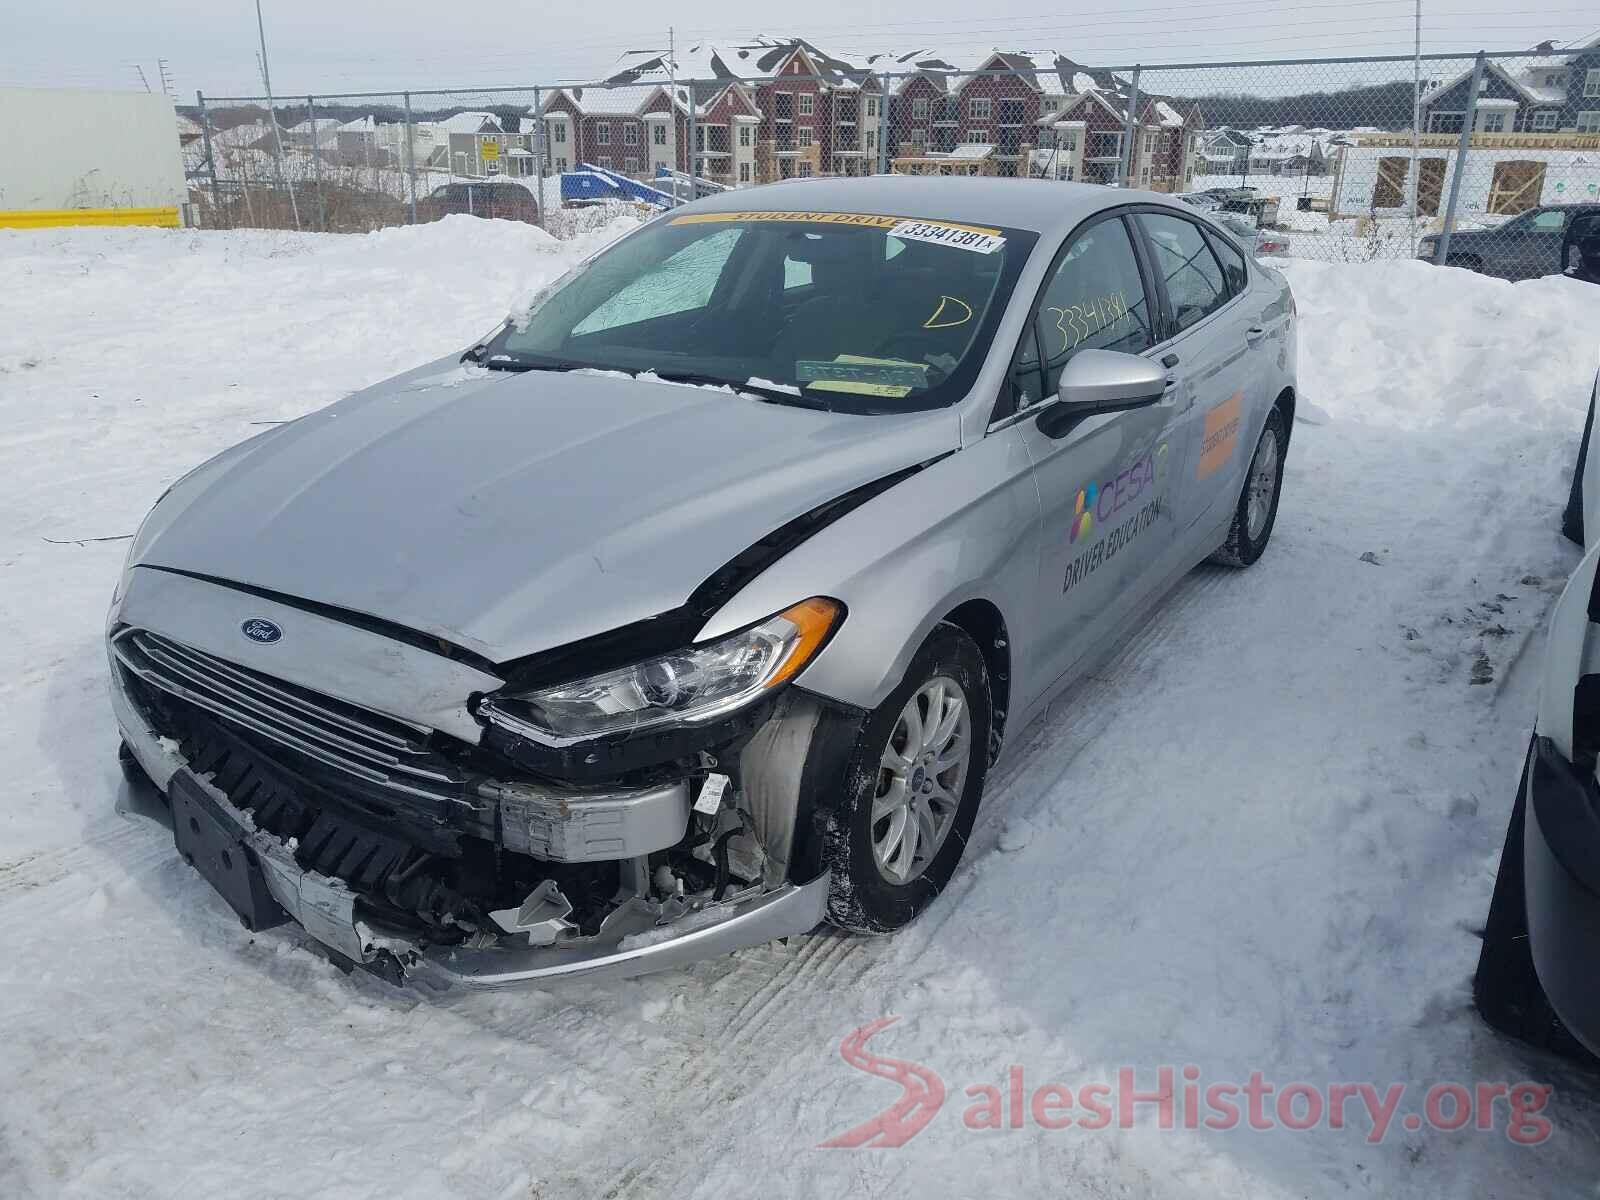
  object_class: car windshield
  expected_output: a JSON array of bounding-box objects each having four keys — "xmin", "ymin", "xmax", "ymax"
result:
[{"xmin": 488, "ymin": 210, "xmax": 1037, "ymax": 412}]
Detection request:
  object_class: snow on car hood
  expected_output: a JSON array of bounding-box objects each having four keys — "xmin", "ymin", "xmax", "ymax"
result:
[{"xmin": 132, "ymin": 359, "xmax": 960, "ymax": 663}]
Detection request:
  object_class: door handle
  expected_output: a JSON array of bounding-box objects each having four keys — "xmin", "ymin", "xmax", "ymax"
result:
[{"xmin": 1245, "ymin": 325, "xmax": 1267, "ymax": 343}]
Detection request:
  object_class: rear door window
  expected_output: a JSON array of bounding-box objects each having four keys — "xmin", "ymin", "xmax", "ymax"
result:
[
  {"xmin": 1137, "ymin": 212, "xmax": 1231, "ymax": 333},
  {"xmin": 1206, "ymin": 230, "xmax": 1250, "ymax": 296}
]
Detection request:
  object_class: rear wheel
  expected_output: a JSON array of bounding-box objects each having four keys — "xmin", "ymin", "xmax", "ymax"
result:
[
  {"xmin": 816, "ymin": 624, "xmax": 991, "ymax": 933},
  {"xmin": 1210, "ymin": 406, "xmax": 1286, "ymax": 567}
]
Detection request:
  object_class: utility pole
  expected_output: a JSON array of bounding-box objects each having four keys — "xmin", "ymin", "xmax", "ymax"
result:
[
  {"xmin": 667, "ymin": 26, "xmax": 683, "ymax": 203},
  {"xmin": 1408, "ymin": 0, "xmax": 1422, "ymax": 254},
  {"xmin": 254, "ymin": 0, "xmax": 300, "ymax": 230}
]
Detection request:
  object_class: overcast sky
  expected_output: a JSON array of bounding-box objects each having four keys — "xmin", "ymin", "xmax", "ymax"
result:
[{"xmin": 3, "ymin": 0, "xmax": 1596, "ymax": 98}]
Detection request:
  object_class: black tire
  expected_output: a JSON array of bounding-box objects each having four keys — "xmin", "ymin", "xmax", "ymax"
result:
[
  {"xmin": 815, "ymin": 623, "xmax": 991, "ymax": 934},
  {"xmin": 1473, "ymin": 749, "xmax": 1599, "ymax": 1064},
  {"xmin": 1447, "ymin": 254, "xmax": 1483, "ymax": 274},
  {"xmin": 1209, "ymin": 405, "xmax": 1287, "ymax": 568}
]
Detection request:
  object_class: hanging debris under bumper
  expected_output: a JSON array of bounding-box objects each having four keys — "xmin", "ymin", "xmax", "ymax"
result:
[{"xmin": 122, "ymin": 747, "xmax": 829, "ymax": 989}]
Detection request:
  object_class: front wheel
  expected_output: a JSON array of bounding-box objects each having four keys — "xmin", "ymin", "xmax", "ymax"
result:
[
  {"xmin": 815, "ymin": 624, "xmax": 992, "ymax": 934},
  {"xmin": 1210, "ymin": 406, "xmax": 1287, "ymax": 567}
]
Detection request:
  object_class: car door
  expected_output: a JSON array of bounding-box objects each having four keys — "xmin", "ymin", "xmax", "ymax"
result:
[
  {"xmin": 1006, "ymin": 212, "xmax": 1190, "ymax": 703},
  {"xmin": 1133, "ymin": 209, "xmax": 1266, "ymax": 537},
  {"xmin": 1563, "ymin": 210, "xmax": 1600, "ymax": 275},
  {"xmin": 1493, "ymin": 209, "xmax": 1570, "ymax": 280}
]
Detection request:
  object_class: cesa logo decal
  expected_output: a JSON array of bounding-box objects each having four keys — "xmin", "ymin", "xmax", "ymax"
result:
[
  {"xmin": 1069, "ymin": 445, "xmax": 1168, "ymax": 545},
  {"xmin": 240, "ymin": 618, "xmax": 283, "ymax": 644},
  {"xmin": 1062, "ymin": 445, "xmax": 1170, "ymax": 595}
]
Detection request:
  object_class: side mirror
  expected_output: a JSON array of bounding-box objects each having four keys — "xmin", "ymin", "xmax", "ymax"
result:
[
  {"xmin": 1054, "ymin": 349, "xmax": 1168, "ymax": 414},
  {"xmin": 1034, "ymin": 349, "xmax": 1168, "ymax": 439}
]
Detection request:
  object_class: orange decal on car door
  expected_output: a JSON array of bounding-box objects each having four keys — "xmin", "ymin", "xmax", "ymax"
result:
[{"xmin": 1196, "ymin": 392, "xmax": 1243, "ymax": 482}]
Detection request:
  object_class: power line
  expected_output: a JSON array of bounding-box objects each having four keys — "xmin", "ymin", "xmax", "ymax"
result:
[
  {"xmin": 678, "ymin": 0, "xmax": 1418, "ymax": 35},
  {"xmin": 184, "ymin": 20, "xmax": 1595, "ymax": 95},
  {"xmin": 263, "ymin": 14, "xmax": 1595, "ymax": 73},
  {"xmin": 671, "ymin": 2, "xmax": 1587, "ymax": 40}
]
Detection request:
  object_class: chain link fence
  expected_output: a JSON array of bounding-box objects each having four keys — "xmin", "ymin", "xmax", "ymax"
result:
[{"xmin": 187, "ymin": 47, "xmax": 1600, "ymax": 276}]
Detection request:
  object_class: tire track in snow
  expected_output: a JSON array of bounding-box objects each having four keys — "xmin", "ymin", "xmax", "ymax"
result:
[
  {"xmin": 723, "ymin": 930, "xmax": 860, "ymax": 1044},
  {"xmin": 0, "ymin": 817, "xmax": 169, "ymax": 918},
  {"xmin": 593, "ymin": 931, "xmax": 877, "ymax": 1198}
]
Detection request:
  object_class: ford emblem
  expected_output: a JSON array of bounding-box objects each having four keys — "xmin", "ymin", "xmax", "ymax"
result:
[{"xmin": 241, "ymin": 618, "xmax": 283, "ymax": 644}]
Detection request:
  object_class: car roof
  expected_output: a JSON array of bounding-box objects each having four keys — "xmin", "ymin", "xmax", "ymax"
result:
[{"xmin": 675, "ymin": 175, "xmax": 1176, "ymax": 239}]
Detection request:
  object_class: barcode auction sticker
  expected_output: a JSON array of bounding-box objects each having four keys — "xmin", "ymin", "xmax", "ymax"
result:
[
  {"xmin": 888, "ymin": 219, "xmax": 1006, "ymax": 255},
  {"xmin": 694, "ymin": 772, "xmax": 731, "ymax": 816}
]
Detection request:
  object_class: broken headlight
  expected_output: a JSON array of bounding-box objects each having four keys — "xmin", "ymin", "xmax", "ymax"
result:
[{"xmin": 480, "ymin": 597, "xmax": 842, "ymax": 746}]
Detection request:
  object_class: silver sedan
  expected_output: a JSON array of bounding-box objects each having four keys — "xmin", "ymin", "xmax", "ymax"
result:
[{"xmin": 108, "ymin": 177, "xmax": 1297, "ymax": 987}]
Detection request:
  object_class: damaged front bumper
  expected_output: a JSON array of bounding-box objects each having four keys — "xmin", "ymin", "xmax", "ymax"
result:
[
  {"xmin": 108, "ymin": 569, "xmax": 831, "ymax": 989},
  {"xmin": 116, "ymin": 681, "xmax": 829, "ymax": 987}
]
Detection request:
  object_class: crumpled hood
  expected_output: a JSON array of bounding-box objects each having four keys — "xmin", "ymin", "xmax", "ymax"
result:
[{"xmin": 134, "ymin": 360, "xmax": 960, "ymax": 663}]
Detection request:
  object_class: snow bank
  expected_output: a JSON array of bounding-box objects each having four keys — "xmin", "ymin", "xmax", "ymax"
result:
[
  {"xmin": 1283, "ymin": 258, "xmax": 1600, "ymax": 431},
  {"xmin": 2, "ymin": 223, "xmax": 1599, "ymax": 1198}
]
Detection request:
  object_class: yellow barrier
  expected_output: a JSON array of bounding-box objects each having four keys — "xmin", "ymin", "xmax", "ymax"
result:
[{"xmin": 0, "ymin": 207, "xmax": 182, "ymax": 230}]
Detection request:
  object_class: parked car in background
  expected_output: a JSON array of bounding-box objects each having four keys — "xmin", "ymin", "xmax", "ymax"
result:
[
  {"xmin": 1177, "ymin": 190, "xmax": 1228, "ymax": 213},
  {"xmin": 1218, "ymin": 214, "xmax": 1291, "ymax": 259},
  {"xmin": 1563, "ymin": 213, "xmax": 1600, "ymax": 285},
  {"xmin": 417, "ymin": 179, "xmax": 540, "ymax": 224},
  {"xmin": 108, "ymin": 178, "xmax": 1296, "ymax": 989},
  {"xmin": 1476, "ymin": 365, "xmax": 1600, "ymax": 1065},
  {"xmin": 1419, "ymin": 204, "xmax": 1600, "ymax": 281}
]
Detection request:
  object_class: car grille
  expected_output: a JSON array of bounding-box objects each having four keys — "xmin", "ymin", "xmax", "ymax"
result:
[{"xmin": 110, "ymin": 626, "xmax": 465, "ymax": 804}]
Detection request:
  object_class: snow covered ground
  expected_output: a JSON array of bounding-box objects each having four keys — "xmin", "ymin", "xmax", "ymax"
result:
[{"xmin": 3, "ymin": 217, "xmax": 1600, "ymax": 1198}]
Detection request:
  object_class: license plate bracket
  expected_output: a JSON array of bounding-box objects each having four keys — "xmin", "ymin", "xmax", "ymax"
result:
[{"xmin": 170, "ymin": 770, "xmax": 290, "ymax": 934}]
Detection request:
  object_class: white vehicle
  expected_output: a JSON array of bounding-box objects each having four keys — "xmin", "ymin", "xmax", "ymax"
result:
[{"xmin": 1476, "ymin": 367, "xmax": 1600, "ymax": 1062}]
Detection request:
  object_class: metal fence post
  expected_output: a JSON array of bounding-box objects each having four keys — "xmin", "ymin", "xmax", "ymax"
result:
[
  {"xmin": 1435, "ymin": 51, "xmax": 1485, "ymax": 265},
  {"xmin": 403, "ymin": 91, "xmax": 418, "ymax": 224},
  {"xmin": 685, "ymin": 85, "xmax": 698, "ymax": 194},
  {"xmin": 197, "ymin": 90, "xmax": 223, "ymax": 226},
  {"xmin": 308, "ymin": 95, "xmax": 325, "ymax": 232},
  {"xmin": 532, "ymin": 85, "xmax": 547, "ymax": 226},
  {"xmin": 1121, "ymin": 66, "xmax": 1142, "ymax": 188},
  {"xmin": 877, "ymin": 73, "xmax": 891, "ymax": 175}
]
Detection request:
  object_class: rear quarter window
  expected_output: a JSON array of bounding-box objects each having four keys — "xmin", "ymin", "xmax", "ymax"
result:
[{"xmin": 1206, "ymin": 230, "xmax": 1250, "ymax": 295}]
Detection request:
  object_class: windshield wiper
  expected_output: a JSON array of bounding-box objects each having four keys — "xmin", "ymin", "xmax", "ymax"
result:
[
  {"xmin": 478, "ymin": 352, "xmax": 588, "ymax": 373},
  {"xmin": 651, "ymin": 370, "xmax": 831, "ymax": 411}
]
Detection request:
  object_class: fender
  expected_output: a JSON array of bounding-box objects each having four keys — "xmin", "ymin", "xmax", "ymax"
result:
[
  {"xmin": 1536, "ymin": 540, "xmax": 1600, "ymax": 759},
  {"xmin": 698, "ymin": 425, "xmax": 1038, "ymax": 714}
]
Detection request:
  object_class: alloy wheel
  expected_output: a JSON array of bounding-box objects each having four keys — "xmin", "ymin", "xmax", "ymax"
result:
[
  {"xmin": 1246, "ymin": 425, "xmax": 1280, "ymax": 541},
  {"xmin": 870, "ymin": 675, "xmax": 972, "ymax": 886}
]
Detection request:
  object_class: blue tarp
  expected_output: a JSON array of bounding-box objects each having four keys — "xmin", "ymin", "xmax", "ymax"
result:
[{"xmin": 558, "ymin": 163, "xmax": 675, "ymax": 208}]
